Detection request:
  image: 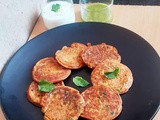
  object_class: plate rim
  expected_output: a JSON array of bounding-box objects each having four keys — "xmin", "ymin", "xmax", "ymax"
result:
[{"xmin": 0, "ymin": 22, "xmax": 160, "ymax": 120}]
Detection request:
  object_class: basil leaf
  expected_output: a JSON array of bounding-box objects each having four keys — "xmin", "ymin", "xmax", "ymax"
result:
[
  {"xmin": 51, "ymin": 4, "xmax": 60, "ymax": 12},
  {"xmin": 104, "ymin": 68, "xmax": 120, "ymax": 79},
  {"xmin": 73, "ymin": 76, "xmax": 90, "ymax": 87},
  {"xmin": 38, "ymin": 80, "xmax": 55, "ymax": 92}
]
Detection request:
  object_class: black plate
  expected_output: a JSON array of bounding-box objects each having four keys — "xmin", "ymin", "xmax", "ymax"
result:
[{"xmin": 0, "ymin": 22, "xmax": 160, "ymax": 120}]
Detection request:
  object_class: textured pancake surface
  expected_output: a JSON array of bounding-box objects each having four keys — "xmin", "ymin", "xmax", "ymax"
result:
[
  {"xmin": 27, "ymin": 81, "xmax": 64, "ymax": 107},
  {"xmin": 81, "ymin": 43, "xmax": 121, "ymax": 69},
  {"xmin": 81, "ymin": 86, "xmax": 122, "ymax": 120},
  {"xmin": 32, "ymin": 57, "xmax": 71, "ymax": 83},
  {"xmin": 41, "ymin": 86, "xmax": 85, "ymax": 120},
  {"xmin": 91, "ymin": 60, "xmax": 133, "ymax": 94},
  {"xmin": 55, "ymin": 43, "xmax": 87, "ymax": 69},
  {"xmin": 27, "ymin": 81, "xmax": 46, "ymax": 107}
]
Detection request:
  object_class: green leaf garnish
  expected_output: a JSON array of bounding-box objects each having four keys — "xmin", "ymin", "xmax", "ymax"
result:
[
  {"xmin": 104, "ymin": 67, "xmax": 120, "ymax": 79},
  {"xmin": 51, "ymin": 4, "xmax": 60, "ymax": 12},
  {"xmin": 110, "ymin": 111, "xmax": 114, "ymax": 115},
  {"xmin": 38, "ymin": 80, "xmax": 55, "ymax": 92},
  {"xmin": 116, "ymin": 89, "xmax": 121, "ymax": 93},
  {"xmin": 73, "ymin": 76, "xmax": 90, "ymax": 87}
]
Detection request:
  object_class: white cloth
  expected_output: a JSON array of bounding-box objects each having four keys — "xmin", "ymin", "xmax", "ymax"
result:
[{"xmin": 0, "ymin": 0, "xmax": 41, "ymax": 72}]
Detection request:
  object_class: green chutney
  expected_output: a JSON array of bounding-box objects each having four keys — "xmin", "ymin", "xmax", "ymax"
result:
[{"xmin": 81, "ymin": 3, "xmax": 113, "ymax": 23}]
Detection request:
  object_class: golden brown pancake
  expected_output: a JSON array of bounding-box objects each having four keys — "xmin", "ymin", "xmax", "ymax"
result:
[
  {"xmin": 81, "ymin": 43, "xmax": 121, "ymax": 69},
  {"xmin": 41, "ymin": 86, "xmax": 85, "ymax": 120},
  {"xmin": 32, "ymin": 57, "xmax": 71, "ymax": 83},
  {"xmin": 55, "ymin": 43, "xmax": 87, "ymax": 69},
  {"xmin": 81, "ymin": 86, "xmax": 122, "ymax": 120},
  {"xmin": 27, "ymin": 81, "xmax": 46, "ymax": 107},
  {"xmin": 91, "ymin": 60, "xmax": 133, "ymax": 94},
  {"xmin": 27, "ymin": 81, "xmax": 64, "ymax": 107}
]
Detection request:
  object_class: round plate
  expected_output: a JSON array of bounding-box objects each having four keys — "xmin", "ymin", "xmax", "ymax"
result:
[{"xmin": 0, "ymin": 22, "xmax": 160, "ymax": 120}]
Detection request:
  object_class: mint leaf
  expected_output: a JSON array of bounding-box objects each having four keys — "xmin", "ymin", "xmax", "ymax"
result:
[
  {"xmin": 104, "ymin": 68, "xmax": 120, "ymax": 79},
  {"xmin": 73, "ymin": 76, "xmax": 89, "ymax": 87},
  {"xmin": 116, "ymin": 89, "xmax": 121, "ymax": 93},
  {"xmin": 38, "ymin": 80, "xmax": 55, "ymax": 92},
  {"xmin": 51, "ymin": 4, "xmax": 60, "ymax": 12}
]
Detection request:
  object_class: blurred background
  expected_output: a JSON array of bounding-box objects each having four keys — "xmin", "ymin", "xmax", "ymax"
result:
[{"xmin": 73, "ymin": 0, "xmax": 160, "ymax": 5}]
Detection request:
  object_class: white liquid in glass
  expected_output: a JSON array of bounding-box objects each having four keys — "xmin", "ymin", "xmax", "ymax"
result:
[{"xmin": 41, "ymin": 1, "xmax": 75, "ymax": 29}]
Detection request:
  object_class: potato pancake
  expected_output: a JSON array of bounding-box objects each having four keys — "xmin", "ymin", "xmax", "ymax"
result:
[
  {"xmin": 41, "ymin": 86, "xmax": 85, "ymax": 120},
  {"xmin": 81, "ymin": 86, "xmax": 122, "ymax": 120},
  {"xmin": 55, "ymin": 43, "xmax": 87, "ymax": 69},
  {"xmin": 81, "ymin": 43, "xmax": 121, "ymax": 69},
  {"xmin": 27, "ymin": 81, "xmax": 64, "ymax": 107},
  {"xmin": 32, "ymin": 57, "xmax": 71, "ymax": 83},
  {"xmin": 91, "ymin": 60, "xmax": 133, "ymax": 94}
]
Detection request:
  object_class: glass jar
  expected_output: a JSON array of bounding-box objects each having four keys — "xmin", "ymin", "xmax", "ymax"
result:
[
  {"xmin": 80, "ymin": 0, "xmax": 113, "ymax": 23},
  {"xmin": 41, "ymin": 0, "xmax": 75, "ymax": 29}
]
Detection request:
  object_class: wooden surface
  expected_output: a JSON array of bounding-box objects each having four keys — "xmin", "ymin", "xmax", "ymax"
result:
[
  {"xmin": 29, "ymin": 5, "xmax": 160, "ymax": 57},
  {"xmin": 1, "ymin": 4, "xmax": 160, "ymax": 120}
]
